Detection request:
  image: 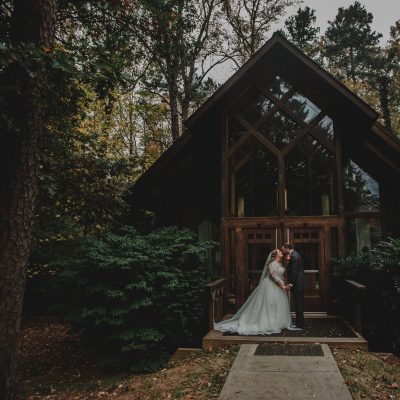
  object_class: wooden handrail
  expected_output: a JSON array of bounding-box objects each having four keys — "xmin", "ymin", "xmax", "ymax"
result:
[
  {"xmin": 205, "ymin": 278, "xmax": 226, "ymax": 330},
  {"xmin": 345, "ymin": 279, "xmax": 366, "ymax": 290},
  {"xmin": 205, "ymin": 278, "xmax": 226, "ymax": 291}
]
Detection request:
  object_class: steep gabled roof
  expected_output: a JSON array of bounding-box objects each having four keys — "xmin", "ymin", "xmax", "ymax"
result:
[
  {"xmin": 186, "ymin": 31, "xmax": 378, "ymax": 127},
  {"xmin": 130, "ymin": 32, "xmax": 400, "ymax": 204}
]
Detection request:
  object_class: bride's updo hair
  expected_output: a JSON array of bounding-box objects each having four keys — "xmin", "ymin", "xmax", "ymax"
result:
[{"xmin": 268, "ymin": 249, "xmax": 280, "ymax": 265}]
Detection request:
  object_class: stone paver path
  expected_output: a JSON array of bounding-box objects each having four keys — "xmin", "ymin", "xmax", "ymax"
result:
[{"xmin": 218, "ymin": 343, "xmax": 352, "ymax": 400}]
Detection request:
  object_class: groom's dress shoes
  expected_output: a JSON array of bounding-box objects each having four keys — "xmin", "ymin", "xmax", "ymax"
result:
[{"xmin": 289, "ymin": 323, "xmax": 303, "ymax": 330}]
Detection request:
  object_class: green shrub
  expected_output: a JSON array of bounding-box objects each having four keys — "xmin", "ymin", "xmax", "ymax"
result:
[
  {"xmin": 333, "ymin": 237, "xmax": 400, "ymax": 355},
  {"xmin": 333, "ymin": 238, "xmax": 400, "ymax": 290},
  {"xmin": 57, "ymin": 226, "xmax": 215, "ymax": 371}
]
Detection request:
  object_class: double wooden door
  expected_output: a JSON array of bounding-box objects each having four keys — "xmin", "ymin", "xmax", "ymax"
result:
[{"xmin": 243, "ymin": 226, "xmax": 326, "ymax": 311}]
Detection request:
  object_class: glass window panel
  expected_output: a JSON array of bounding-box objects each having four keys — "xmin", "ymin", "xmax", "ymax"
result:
[
  {"xmin": 230, "ymin": 138, "xmax": 278, "ymax": 217},
  {"xmin": 267, "ymin": 75, "xmax": 292, "ymax": 100},
  {"xmin": 344, "ymin": 160, "xmax": 380, "ymax": 212},
  {"xmin": 285, "ymin": 135, "xmax": 338, "ymax": 216},
  {"xmin": 347, "ymin": 217, "xmax": 382, "ymax": 254},
  {"xmin": 240, "ymin": 93, "xmax": 274, "ymax": 125},
  {"xmin": 285, "ymin": 92, "xmax": 321, "ymax": 123},
  {"xmin": 294, "ymin": 241, "xmax": 320, "ymax": 295},
  {"xmin": 313, "ymin": 116, "xmax": 334, "ymax": 144},
  {"xmin": 260, "ymin": 110, "xmax": 303, "ymax": 149}
]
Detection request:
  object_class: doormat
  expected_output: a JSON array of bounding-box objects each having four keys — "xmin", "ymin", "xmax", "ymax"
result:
[
  {"xmin": 222, "ymin": 318, "xmax": 357, "ymax": 338},
  {"xmin": 254, "ymin": 343, "xmax": 324, "ymax": 356}
]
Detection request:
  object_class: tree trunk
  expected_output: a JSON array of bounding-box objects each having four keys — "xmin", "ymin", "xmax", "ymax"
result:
[
  {"xmin": 167, "ymin": 68, "xmax": 181, "ymax": 141},
  {"xmin": 378, "ymin": 78, "xmax": 393, "ymax": 133},
  {"xmin": 0, "ymin": 1, "xmax": 57, "ymax": 399},
  {"xmin": 180, "ymin": 96, "xmax": 190, "ymax": 134}
]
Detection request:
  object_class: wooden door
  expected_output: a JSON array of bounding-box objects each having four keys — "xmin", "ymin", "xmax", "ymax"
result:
[
  {"xmin": 244, "ymin": 228, "xmax": 279, "ymax": 300},
  {"xmin": 287, "ymin": 227, "xmax": 326, "ymax": 311}
]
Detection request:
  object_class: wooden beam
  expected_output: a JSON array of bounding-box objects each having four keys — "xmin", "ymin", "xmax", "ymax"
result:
[
  {"xmin": 307, "ymin": 122, "xmax": 336, "ymax": 155},
  {"xmin": 255, "ymin": 86, "xmax": 335, "ymax": 155},
  {"xmin": 254, "ymin": 85, "xmax": 296, "ymax": 130},
  {"xmin": 278, "ymin": 154, "xmax": 285, "ymax": 218},
  {"xmin": 225, "ymin": 131, "xmax": 251, "ymax": 160},
  {"xmin": 222, "ymin": 216, "xmax": 343, "ymax": 228},
  {"xmin": 221, "ymin": 109, "xmax": 229, "ymax": 217},
  {"xmin": 281, "ymin": 129, "xmax": 308, "ymax": 156},
  {"xmin": 335, "ymin": 127, "xmax": 345, "ymax": 219},
  {"xmin": 222, "ymin": 222, "xmax": 230, "ymax": 308},
  {"xmin": 230, "ymin": 171, "xmax": 236, "ymax": 214},
  {"xmin": 233, "ymin": 113, "xmax": 280, "ymax": 157},
  {"xmin": 257, "ymin": 85, "xmax": 309, "ymax": 129},
  {"xmin": 257, "ymin": 84, "xmax": 336, "ymax": 155},
  {"xmin": 344, "ymin": 211, "xmax": 381, "ymax": 218},
  {"xmin": 333, "ymin": 126, "xmax": 346, "ymax": 257}
]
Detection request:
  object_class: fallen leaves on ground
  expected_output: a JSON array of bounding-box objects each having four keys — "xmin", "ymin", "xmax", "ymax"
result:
[
  {"xmin": 18, "ymin": 319, "xmax": 238, "ymax": 400},
  {"xmin": 17, "ymin": 319, "xmax": 400, "ymax": 400},
  {"xmin": 332, "ymin": 347, "xmax": 400, "ymax": 400}
]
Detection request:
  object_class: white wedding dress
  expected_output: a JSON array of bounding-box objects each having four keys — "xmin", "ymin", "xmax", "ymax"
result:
[{"xmin": 214, "ymin": 257, "xmax": 292, "ymax": 335}]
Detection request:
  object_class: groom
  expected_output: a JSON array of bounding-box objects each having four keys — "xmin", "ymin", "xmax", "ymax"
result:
[{"xmin": 282, "ymin": 243, "xmax": 304, "ymax": 329}]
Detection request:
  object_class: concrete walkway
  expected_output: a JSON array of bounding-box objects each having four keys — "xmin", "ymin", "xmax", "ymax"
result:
[{"xmin": 218, "ymin": 344, "xmax": 352, "ymax": 400}]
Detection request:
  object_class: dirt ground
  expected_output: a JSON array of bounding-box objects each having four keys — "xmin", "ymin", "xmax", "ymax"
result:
[{"xmin": 18, "ymin": 319, "xmax": 400, "ymax": 400}]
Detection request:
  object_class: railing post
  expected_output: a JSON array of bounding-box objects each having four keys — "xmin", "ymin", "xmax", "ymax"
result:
[
  {"xmin": 205, "ymin": 278, "xmax": 226, "ymax": 330},
  {"xmin": 344, "ymin": 279, "xmax": 366, "ymax": 333}
]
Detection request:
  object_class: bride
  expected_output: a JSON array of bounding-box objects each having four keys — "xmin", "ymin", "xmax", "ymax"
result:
[{"xmin": 214, "ymin": 249, "xmax": 292, "ymax": 335}]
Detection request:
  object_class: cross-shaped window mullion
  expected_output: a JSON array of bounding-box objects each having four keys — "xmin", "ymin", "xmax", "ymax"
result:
[
  {"xmin": 225, "ymin": 131, "xmax": 252, "ymax": 160},
  {"xmin": 308, "ymin": 126, "xmax": 336, "ymax": 154},
  {"xmin": 233, "ymin": 112, "xmax": 280, "ymax": 157},
  {"xmin": 282, "ymin": 111, "xmax": 325, "ymax": 156},
  {"xmin": 253, "ymin": 86, "xmax": 296, "ymax": 130}
]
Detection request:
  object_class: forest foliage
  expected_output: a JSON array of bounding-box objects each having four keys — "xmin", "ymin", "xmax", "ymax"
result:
[{"xmin": 1, "ymin": 0, "xmax": 400, "ymax": 374}]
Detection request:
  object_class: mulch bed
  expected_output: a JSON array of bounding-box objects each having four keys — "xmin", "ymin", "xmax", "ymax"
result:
[{"xmin": 223, "ymin": 318, "xmax": 357, "ymax": 337}]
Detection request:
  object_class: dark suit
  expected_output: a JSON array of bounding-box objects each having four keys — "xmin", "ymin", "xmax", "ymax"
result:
[{"xmin": 287, "ymin": 250, "xmax": 304, "ymax": 327}]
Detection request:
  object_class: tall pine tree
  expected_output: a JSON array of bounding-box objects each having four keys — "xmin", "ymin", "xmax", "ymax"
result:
[
  {"xmin": 368, "ymin": 21, "xmax": 400, "ymax": 134},
  {"xmin": 284, "ymin": 6, "xmax": 320, "ymax": 57},
  {"xmin": 324, "ymin": 1, "xmax": 381, "ymax": 82}
]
